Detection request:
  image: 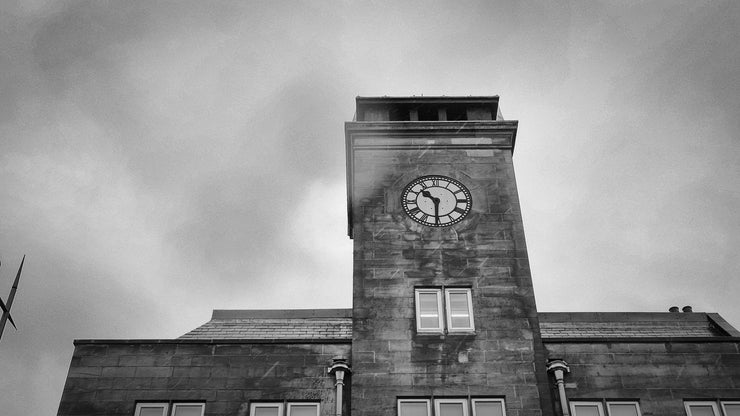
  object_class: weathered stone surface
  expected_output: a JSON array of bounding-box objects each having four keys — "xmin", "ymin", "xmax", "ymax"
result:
[
  {"xmin": 544, "ymin": 340, "xmax": 740, "ymax": 416},
  {"xmin": 57, "ymin": 341, "xmax": 350, "ymax": 416},
  {"xmin": 347, "ymin": 123, "xmax": 552, "ymax": 416}
]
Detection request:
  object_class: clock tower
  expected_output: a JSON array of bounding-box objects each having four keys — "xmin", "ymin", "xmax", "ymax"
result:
[{"xmin": 345, "ymin": 96, "xmax": 552, "ymax": 416}]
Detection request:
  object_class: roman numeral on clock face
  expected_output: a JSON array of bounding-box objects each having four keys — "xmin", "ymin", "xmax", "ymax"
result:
[{"xmin": 453, "ymin": 206, "xmax": 467, "ymax": 215}]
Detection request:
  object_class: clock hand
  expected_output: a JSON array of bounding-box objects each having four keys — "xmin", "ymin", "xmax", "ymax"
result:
[
  {"xmin": 433, "ymin": 199, "xmax": 440, "ymax": 224},
  {"xmin": 421, "ymin": 190, "xmax": 441, "ymax": 204}
]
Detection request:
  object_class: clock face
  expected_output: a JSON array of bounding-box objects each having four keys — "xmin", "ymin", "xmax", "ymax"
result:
[{"xmin": 402, "ymin": 175, "xmax": 472, "ymax": 227}]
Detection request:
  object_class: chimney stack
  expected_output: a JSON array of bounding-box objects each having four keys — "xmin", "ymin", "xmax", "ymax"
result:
[
  {"xmin": 669, "ymin": 306, "xmax": 680, "ymax": 313},
  {"xmin": 682, "ymin": 305, "xmax": 693, "ymax": 313}
]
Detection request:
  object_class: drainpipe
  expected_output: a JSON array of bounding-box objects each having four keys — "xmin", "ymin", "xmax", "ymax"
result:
[
  {"xmin": 328, "ymin": 357, "xmax": 351, "ymax": 416},
  {"xmin": 546, "ymin": 359, "xmax": 571, "ymax": 416}
]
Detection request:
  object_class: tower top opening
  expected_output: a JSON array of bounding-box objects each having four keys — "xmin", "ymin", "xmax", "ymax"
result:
[{"xmin": 354, "ymin": 96, "xmax": 503, "ymax": 122}]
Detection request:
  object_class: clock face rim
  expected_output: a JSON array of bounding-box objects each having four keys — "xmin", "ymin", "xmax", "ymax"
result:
[{"xmin": 401, "ymin": 175, "xmax": 472, "ymax": 227}]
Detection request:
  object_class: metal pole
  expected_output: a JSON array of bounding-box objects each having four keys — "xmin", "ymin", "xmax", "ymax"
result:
[{"xmin": 0, "ymin": 255, "xmax": 25, "ymax": 342}]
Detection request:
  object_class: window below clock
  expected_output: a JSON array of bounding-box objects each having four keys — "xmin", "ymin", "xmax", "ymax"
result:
[
  {"xmin": 250, "ymin": 402, "xmax": 320, "ymax": 416},
  {"xmin": 415, "ymin": 288, "xmax": 474, "ymax": 333},
  {"xmin": 685, "ymin": 401, "xmax": 740, "ymax": 416},
  {"xmin": 398, "ymin": 398, "xmax": 505, "ymax": 416},
  {"xmin": 134, "ymin": 402, "xmax": 205, "ymax": 416},
  {"xmin": 570, "ymin": 401, "xmax": 641, "ymax": 416}
]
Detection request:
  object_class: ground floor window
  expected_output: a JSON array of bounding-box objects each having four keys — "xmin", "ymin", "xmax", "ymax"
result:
[
  {"xmin": 250, "ymin": 402, "xmax": 320, "ymax": 416},
  {"xmin": 570, "ymin": 401, "xmax": 640, "ymax": 416},
  {"xmin": 398, "ymin": 398, "xmax": 505, "ymax": 416},
  {"xmin": 685, "ymin": 401, "xmax": 740, "ymax": 416},
  {"xmin": 135, "ymin": 403, "xmax": 205, "ymax": 416}
]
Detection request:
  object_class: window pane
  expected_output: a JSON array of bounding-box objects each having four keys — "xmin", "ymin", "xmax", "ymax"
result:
[
  {"xmin": 474, "ymin": 401, "xmax": 503, "ymax": 416},
  {"xmin": 724, "ymin": 404, "xmax": 740, "ymax": 416},
  {"xmin": 450, "ymin": 315, "xmax": 471, "ymax": 328},
  {"xmin": 439, "ymin": 402, "xmax": 465, "ymax": 416},
  {"xmin": 448, "ymin": 292, "xmax": 470, "ymax": 314},
  {"xmin": 173, "ymin": 405, "xmax": 203, "ymax": 416},
  {"xmin": 608, "ymin": 404, "xmax": 638, "ymax": 416},
  {"xmin": 400, "ymin": 402, "xmax": 429, "ymax": 416},
  {"xmin": 572, "ymin": 404, "xmax": 600, "ymax": 416},
  {"xmin": 289, "ymin": 404, "xmax": 318, "ymax": 416},
  {"xmin": 688, "ymin": 405, "xmax": 717, "ymax": 416},
  {"xmin": 139, "ymin": 407, "xmax": 166, "ymax": 416},
  {"xmin": 254, "ymin": 406, "xmax": 281, "ymax": 416},
  {"xmin": 418, "ymin": 293, "xmax": 439, "ymax": 315},
  {"xmin": 420, "ymin": 316, "xmax": 441, "ymax": 328}
]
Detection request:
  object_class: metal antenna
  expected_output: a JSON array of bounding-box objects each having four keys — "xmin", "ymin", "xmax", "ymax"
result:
[{"xmin": 0, "ymin": 255, "xmax": 25, "ymax": 342}]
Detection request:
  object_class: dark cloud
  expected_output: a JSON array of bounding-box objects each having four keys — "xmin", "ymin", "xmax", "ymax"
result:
[{"xmin": 1, "ymin": 1, "xmax": 738, "ymax": 415}]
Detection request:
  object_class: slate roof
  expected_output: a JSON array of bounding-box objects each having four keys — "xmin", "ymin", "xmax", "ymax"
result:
[
  {"xmin": 538, "ymin": 312, "xmax": 739, "ymax": 339},
  {"xmin": 180, "ymin": 309, "xmax": 739, "ymax": 341},
  {"xmin": 179, "ymin": 309, "xmax": 352, "ymax": 340}
]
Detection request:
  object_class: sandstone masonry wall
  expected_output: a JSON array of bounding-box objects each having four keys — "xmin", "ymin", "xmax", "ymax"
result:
[
  {"xmin": 57, "ymin": 341, "xmax": 351, "ymax": 416},
  {"xmin": 545, "ymin": 341, "xmax": 740, "ymax": 416},
  {"xmin": 349, "ymin": 136, "xmax": 551, "ymax": 416}
]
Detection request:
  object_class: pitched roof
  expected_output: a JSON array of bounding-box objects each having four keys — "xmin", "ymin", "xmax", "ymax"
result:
[
  {"xmin": 179, "ymin": 309, "xmax": 352, "ymax": 341},
  {"xmin": 538, "ymin": 312, "xmax": 739, "ymax": 339},
  {"xmin": 180, "ymin": 309, "xmax": 739, "ymax": 341}
]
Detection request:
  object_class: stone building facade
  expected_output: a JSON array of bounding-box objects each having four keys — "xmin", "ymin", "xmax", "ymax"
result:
[{"xmin": 58, "ymin": 96, "xmax": 740, "ymax": 416}]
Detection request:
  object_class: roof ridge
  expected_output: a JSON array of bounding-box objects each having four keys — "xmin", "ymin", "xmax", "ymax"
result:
[{"xmin": 211, "ymin": 309, "xmax": 352, "ymax": 320}]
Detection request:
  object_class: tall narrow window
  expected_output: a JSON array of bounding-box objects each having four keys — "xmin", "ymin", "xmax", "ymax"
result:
[
  {"xmin": 435, "ymin": 399, "xmax": 468, "ymax": 416},
  {"xmin": 415, "ymin": 289, "xmax": 443, "ymax": 332},
  {"xmin": 288, "ymin": 403, "xmax": 320, "ymax": 416},
  {"xmin": 135, "ymin": 403, "xmax": 205, "ymax": 416},
  {"xmin": 723, "ymin": 402, "xmax": 740, "ymax": 416},
  {"xmin": 685, "ymin": 402, "xmax": 719, "ymax": 416},
  {"xmin": 445, "ymin": 289, "xmax": 474, "ymax": 331},
  {"xmin": 399, "ymin": 398, "xmax": 504, "ymax": 416},
  {"xmin": 606, "ymin": 402, "xmax": 640, "ymax": 416},
  {"xmin": 135, "ymin": 403, "xmax": 168, "ymax": 416},
  {"xmin": 472, "ymin": 399, "xmax": 506, "ymax": 416},
  {"xmin": 414, "ymin": 288, "xmax": 474, "ymax": 333},
  {"xmin": 251, "ymin": 403, "xmax": 283, "ymax": 416},
  {"xmin": 571, "ymin": 402, "xmax": 604, "ymax": 416},
  {"xmin": 172, "ymin": 404, "xmax": 205, "ymax": 416},
  {"xmin": 399, "ymin": 399, "xmax": 431, "ymax": 416}
]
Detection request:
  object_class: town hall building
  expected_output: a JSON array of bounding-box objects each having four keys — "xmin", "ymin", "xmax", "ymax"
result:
[{"xmin": 57, "ymin": 96, "xmax": 740, "ymax": 416}]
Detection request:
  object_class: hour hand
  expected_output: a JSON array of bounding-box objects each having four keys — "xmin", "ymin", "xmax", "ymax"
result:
[{"xmin": 421, "ymin": 190, "xmax": 433, "ymax": 199}]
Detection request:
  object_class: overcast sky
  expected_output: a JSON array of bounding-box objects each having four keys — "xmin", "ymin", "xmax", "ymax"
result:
[{"xmin": 1, "ymin": 1, "xmax": 739, "ymax": 414}]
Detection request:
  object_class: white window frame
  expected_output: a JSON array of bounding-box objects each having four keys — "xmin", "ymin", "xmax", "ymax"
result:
[
  {"xmin": 722, "ymin": 402, "xmax": 740, "ymax": 416},
  {"xmin": 135, "ymin": 403, "xmax": 169, "ymax": 416},
  {"xmin": 415, "ymin": 289, "xmax": 444, "ymax": 332},
  {"xmin": 287, "ymin": 403, "xmax": 320, "ymax": 416},
  {"xmin": 251, "ymin": 402, "xmax": 284, "ymax": 416},
  {"xmin": 571, "ymin": 401, "xmax": 605, "ymax": 416},
  {"xmin": 606, "ymin": 402, "xmax": 641, "ymax": 416},
  {"xmin": 445, "ymin": 288, "xmax": 475, "ymax": 332},
  {"xmin": 398, "ymin": 398, "xmax": 505, "ymax": 416},
  {"xmin": 471, "ymin": 398, "xmax": 507, "ymax": 416},
  {"xmin": 171, "ymin": 403, "xmax": 205, "ymax": 416},
  {"xmin": 434, "ymin": 398, "xmax": 469, "ymax": 416},
  {"xmin": 685, "ymin": 401, "xmax": 720, "ymax": 416},
  {"xmin": 398, "ymin": 398, "xmax": 432, "ymax": 416}
]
